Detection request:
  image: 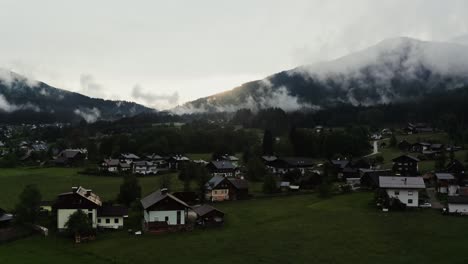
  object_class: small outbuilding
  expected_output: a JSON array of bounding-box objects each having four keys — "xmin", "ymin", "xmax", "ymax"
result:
[{"xmin": 193, "ymin": 204, "xmax": 225, "ymax": 227}]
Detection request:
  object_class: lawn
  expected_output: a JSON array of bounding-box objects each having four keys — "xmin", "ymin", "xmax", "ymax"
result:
[
  {"xmin": 375, "ymin": 132, "xmax": 467, "ymax": 173},
  {"xmin": 0, "ymin": 167, "xmax": 181, "ymax": 210},
  {"xmin": 2, "ymin": 192, "xmax": 468, "ymax": 263}
]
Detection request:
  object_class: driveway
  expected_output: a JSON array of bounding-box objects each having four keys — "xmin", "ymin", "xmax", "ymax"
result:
[{"xmin": 426, "ymin": 187, "xmax": 443, "ymax": 209}]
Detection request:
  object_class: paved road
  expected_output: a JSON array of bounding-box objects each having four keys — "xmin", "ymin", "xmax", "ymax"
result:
[
  {"xmin": 426, "ymin": 187, "xmax": 444, "ymax": 209},
  {"xmin": 365, "ymin": 140, "xmax": 379, "ymax": 157}
]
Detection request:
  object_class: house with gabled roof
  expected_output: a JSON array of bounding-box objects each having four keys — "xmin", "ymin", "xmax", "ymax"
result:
[
  {"xmin": 54, "ymin": 149, "xmax": 87, "ymax": 166},
  {"xmin": 55, "ymin": 186, "xmax": 102, "ymax": 230},
  {"xmin": 379, "ymin": 176, "xmax": 426, "ymax": 207},
  {"xmin": 140, "ymin": 189, "xmax": 191, "ymax": 232},
  {"xmin": 206, "ymin": 161, "xmax": 240, "ymax": 177},
  {"xmin": 205, "ymin": 176, "xmax": 249, "ymax": 202},
  {"xmin": 55, "ymin": 186, "xmax": 128, "ymax": 231},
  {"xmin": 167, "ymin": 155, "xmax": 190, "ymax": 170},
  {"xmin": 392, "ymin": 155, "xmax": 419, "ymax": 176},
  {"xmin": 268, "ymin": 157, "xmax": 315, "ymax": 175}
]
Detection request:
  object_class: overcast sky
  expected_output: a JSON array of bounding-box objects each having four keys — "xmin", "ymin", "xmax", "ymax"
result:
[{"xmin": 0, "ymin": 0, "xmax": 467, "ymax": 109}]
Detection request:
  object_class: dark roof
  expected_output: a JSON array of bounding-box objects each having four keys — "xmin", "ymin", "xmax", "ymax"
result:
[
  {"xmin": 206, "ymin": 176, "xmax": 248, "ymax": 190},
  {"xmin": 331, "ymin": 160, "xmax": 350, "ymax": 169},
  {"xmin": 98, "ymin": 205, "xmax": 128, "ymax": 217},
  {"xmin": 103, "ymin": 159, "xmax": 120, "ymax": 166},
  {"xmin": 57, "ymin": 186, "xmax": 102, "ymax": 207},
  {"xmin": 392, "ymin": 154, "xmax": 420, "ymax": 162},
  {"xmin": 435, "ymin": 173, "xmax": 455, "ymax": 180},
  {"xmin": 60, "ymin": 149, "xmax": 86, "ymax": 159},
  {"xmin": 209, "ymin": 161, "xmax": 238, "ymax": 170},
  {"xmin": 140, "ymin": 190, "xmax": 189, "ymax": 210},
  {"xmin": 206, "ymin": 175, "xmax": 226, "ymax": 188},
  {"xmin": 447, "ymin": 196, "xmax": 468, "ymax": 204},
  {"xmin": 229, "ymin": 178, "xmax": 249, "ymax": 190},
  {"xmin": 193, "ymin": 204, "xmax": 224, "ymax": 217}
]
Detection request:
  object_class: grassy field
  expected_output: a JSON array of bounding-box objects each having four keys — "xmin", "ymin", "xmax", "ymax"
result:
[
  {"xmin": 376, "ymin": 132, "xmax": 467, "ymax": 173},
  {"xmin": 0, "ymin": 167, "xmax": 182, "ymax": 210},
  {"xmin": 2, "ymin": 192, "xmax": 468, "ymax": 263}
]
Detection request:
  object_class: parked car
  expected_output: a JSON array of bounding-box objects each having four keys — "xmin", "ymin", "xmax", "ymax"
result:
[{"xmin": 420, "ymin": 202, "xmax": 432, "ymax": 208}]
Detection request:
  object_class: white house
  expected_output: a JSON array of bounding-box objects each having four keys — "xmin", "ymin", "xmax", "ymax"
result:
[
  {"xmin": 133, "ymin": 161, "xmax": 157, "ymax": 175},
  {"xmin": 447, "ymin": 196, "xmax": 468, "ymax": 214},
  {"xmin": 140, "ymin": 189, "xmax": 191, "ymax": 231},
  {"xmin": 97, "ymin": 205, "xmax": 128, "ymax": 229},
  {"xmin": 55, "ymin": 187, "xmax": 101, "ymax": 230},
  {"xmin": 55, "ymin": 186, "xmax": 128, "ymax": 230},
  {"xmin": 379, "ymin": 176, "xmax": 426, "ymax": 207}
]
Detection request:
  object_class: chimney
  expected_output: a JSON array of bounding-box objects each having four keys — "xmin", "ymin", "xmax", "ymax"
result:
[
  {"xmin": 72, "ymin": 187, "xmax": 78, "ymax": 193},
  {"xmin": 161, "ymin": 188, "xmax": 168, "ymax": 195}
]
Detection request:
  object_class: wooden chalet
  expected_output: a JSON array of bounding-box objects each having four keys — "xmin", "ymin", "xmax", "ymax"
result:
[
  {"xmin": 392, "ymin": 155, "xmax": 419, "ymax": 176},
  {"xmin": 268, "ymin": 157, "xmax": 315, "ymax": 174},
  {"xmin": 205, "ymin": 176, "xmax": 249, "ymax": 202}
]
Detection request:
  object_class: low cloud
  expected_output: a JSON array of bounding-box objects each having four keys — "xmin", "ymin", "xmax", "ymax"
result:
[
  {"xmin": 0, "ymin": 68, "xmax": 38, "ymax": 88},
  {"xmin": 172, "ymin": 78, "xmax": 317, "ymax": 114},
  {"xmin": 80, "ymin": 74, "xmax": 105, "ymax": 98},
  {"xmin": 74, "ymin": 107, "xmax": 101, "ymax": 123},
  {"xmin": 0, "ymin": 94, "xmax": 40, "ymax": 113},
  {"xmin": 131, "ymin": 84, "xmax": 179, "ymax": 108}
]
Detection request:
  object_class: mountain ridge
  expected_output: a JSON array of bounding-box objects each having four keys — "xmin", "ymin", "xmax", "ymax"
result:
[
  {"xmin": 0, "ymin": 70, "xmax": 153, "ymax": 123},
  {"xmin": 176, "ymin": 37, "xmax": 468, "ymax": 114}
]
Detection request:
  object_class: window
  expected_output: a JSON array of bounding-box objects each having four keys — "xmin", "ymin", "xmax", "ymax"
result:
[
  {"xmin": 408, "ymin": 199, "xmax": 413, "ymax": 204},
  {"xmin": 408, "ymin": 191, "xmax": 413, "ymax": 196},
  {"xmin": 98, "ymin": 218, "xmax": 101, "ymax": 224},
  {"xmin": 394, "ymin": 191, "xmax": 399, "ymax": 195},
  {"xmin": 165, "ymin": 216, "xmax": 169, "ymax": 223},
  {"xmin": 114, "ymin": 218, "xmax": 119, "ymax": 224},
  {"xmin": 88, "ymin": 213, "xmax": 93, "ymax": 221},
  {"xmin": 106, "ymin": 218, "xmax": 110, "ymax": 224}
]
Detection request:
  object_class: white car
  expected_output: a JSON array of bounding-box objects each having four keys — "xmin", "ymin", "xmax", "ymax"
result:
[{"xmin": 420, "ymin": 202, "xmax": 432, "ymax": 208}]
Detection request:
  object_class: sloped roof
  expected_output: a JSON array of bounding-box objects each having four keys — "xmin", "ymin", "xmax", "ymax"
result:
[
  {"xmin": 435, "ymin": 173, "xmax": 455, "ymax": 180},
  {"xmin": 140, "ymin": 190, "xmax": 189, "ymax": 210},
  {"xmin": 59, "ymin": 186, "xmax": 102, "ymax": 206},
  {"xmin": 121, "ymin": 153, "xmax": 140, "ymax": 160},
  {"xmin": 379, "ymin": 176, "xmax": 425, "ymax": 189},
  {"xmin": 98, "ymin": 205, "xmax": 128, "ymax": 217},
  {"xmin": 193, "ymin": 204, "xmax": 224, "ymax": 217},
  {"xmin": 206, "ymin": 176, "xmax": 248, "ymax": 190},
  {"xmin": 229, "ymin": 178, "xmax": 249, "ymax": 190},
  {"xmin": 209, "ymin": 161, "xmax": 238, "ymax": 170},
  {"xmin": 331, "ymin": 159, "xmax": 350, "ymax": 169}
]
